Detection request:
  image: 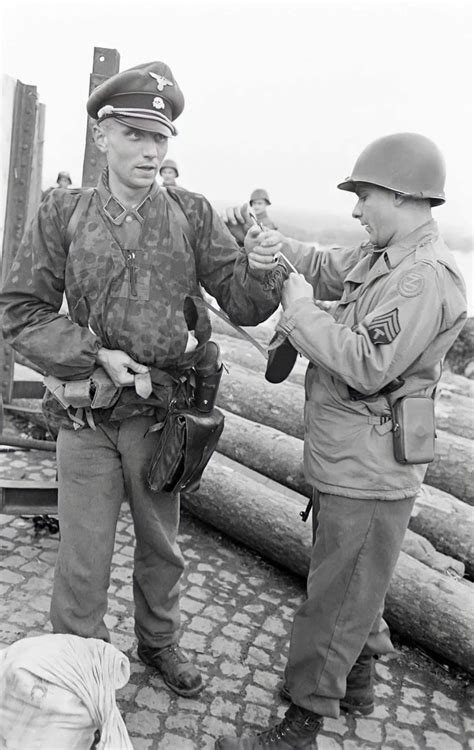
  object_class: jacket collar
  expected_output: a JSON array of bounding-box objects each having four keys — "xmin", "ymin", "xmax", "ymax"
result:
[
  {"xmin": 345, "ymin": 219, "xmax": 439, "ymax": 286},
  {"xmin": 96, "ymin": 169, "xmax": 159, "ymax": 225}
]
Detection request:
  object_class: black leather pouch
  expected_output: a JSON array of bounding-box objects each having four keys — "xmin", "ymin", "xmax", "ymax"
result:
[{"xmin": 147, "ymin": 407, "xmax": 225, "ymax": 495}]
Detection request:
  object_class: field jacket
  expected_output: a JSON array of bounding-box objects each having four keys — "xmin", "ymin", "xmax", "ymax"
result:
[{"xmin": 277, "ymin": 220, "xmax": 467, "ymax": 500}]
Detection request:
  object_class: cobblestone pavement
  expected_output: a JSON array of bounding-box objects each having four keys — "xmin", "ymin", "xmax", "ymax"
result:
[{"xmin": 0, "ymin": 494, "xmax": 472, "ymax": 750}]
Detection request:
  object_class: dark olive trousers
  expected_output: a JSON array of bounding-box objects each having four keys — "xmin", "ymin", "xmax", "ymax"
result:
[
  {"xmin": 286, "ymin": 490, "xmax": 415, "ymax": 718},
  {"xmin": 50, "ymin": 416, "xmax": 184, "ymax": 647}
]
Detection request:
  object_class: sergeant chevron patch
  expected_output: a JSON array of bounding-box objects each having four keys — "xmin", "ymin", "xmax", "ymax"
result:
[{"xmin": 366, "ymin": 308, "xmax": 401, "ymax": 345}]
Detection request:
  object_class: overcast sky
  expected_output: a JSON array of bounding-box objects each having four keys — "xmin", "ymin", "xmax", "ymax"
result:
[{"xmin": 1, "ymin": 0, "xmax": 472, "ymax": 235}]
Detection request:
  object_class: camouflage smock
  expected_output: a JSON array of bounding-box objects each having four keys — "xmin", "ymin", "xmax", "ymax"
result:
[{"xmin": 0, "ymin": 173, "xmax": 282, "ymax": 425}]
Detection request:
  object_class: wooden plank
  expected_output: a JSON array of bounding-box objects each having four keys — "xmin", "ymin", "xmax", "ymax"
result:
[{"xmin": 81, "ymin": 47, "xmax": 120, "ymax": 187}]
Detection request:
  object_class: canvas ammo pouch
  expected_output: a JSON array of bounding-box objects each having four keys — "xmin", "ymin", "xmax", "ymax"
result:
[
  {"xmin": 391, "ymin": 395, "xmax": 436, "ymax": 464},
  {"xmin": 44, "ymin": 367, "xmax": 121, "ymax": 429}
]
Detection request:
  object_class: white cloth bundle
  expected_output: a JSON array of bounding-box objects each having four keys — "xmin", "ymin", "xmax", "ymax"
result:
[{"xmin": 0, "ymin": 634, "xmax": 133, "ymax": 749}]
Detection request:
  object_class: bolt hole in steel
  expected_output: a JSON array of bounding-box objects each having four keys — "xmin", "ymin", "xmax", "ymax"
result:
[{"xmin": 99, "ymin": 55, "xmax": 105, "ymax": 62}]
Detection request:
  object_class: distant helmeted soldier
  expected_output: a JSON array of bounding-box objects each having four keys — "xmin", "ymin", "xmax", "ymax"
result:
[
  {"xmin": 42, "ymin": 170, "xmax": 73, "ymax": 200},
  {"xmin": 219, "ymin": 133, "xmax": 467, "ymax": 749},
  {"xmin": 0, "ymin": 61, "xmax": 282, "ymax": 700},
  {"xmin": 159, "ymin": 157, "xmax": 179, "ymax": 187},
  {"xmin": 249, "ymin": 188, "xmax": 278, "ymax": 230}
]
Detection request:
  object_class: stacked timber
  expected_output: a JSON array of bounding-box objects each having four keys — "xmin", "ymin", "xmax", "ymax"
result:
[{"xmin": 181, "ymin": 318, "xmax": 474, "ymax": 673}]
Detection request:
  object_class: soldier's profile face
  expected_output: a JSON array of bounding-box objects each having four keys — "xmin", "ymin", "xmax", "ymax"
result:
[
  {"xmin": 97, "ymin": 120, "xmax": 169, "ymax": 192},
  {"xmin": 352, "ymin": 183, "xmax": 397, "ymax": 248}
]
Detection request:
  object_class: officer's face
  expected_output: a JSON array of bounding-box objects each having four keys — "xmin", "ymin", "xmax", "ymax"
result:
[
  {"xmin": 57, "ymin": 177, "xmax": 71, "ymax": 189},
  {"xmin": 160, "ymin": 168, "xmax": 177, "ymax": 186},
  {"xmin": 352, "ymin": 183, "xmax": 397, "ymax": 247},
  {"xmin": 96, "ymin": 120, "xmax": 168, "ymax": 192}
]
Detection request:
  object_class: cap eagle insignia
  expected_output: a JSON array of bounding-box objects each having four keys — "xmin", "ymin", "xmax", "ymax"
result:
[{"xmin": 149, "ymin": 72, "xmax": 174, "ymax": 91}]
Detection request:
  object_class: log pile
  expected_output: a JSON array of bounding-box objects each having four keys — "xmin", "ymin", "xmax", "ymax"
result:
[
  {"xmin": 182, "ymin": 455, "xmax": 474, "ymax": 673},
  {"xmin": 181, "ymin": 318, "xmax": 474, "ymax": 672}
]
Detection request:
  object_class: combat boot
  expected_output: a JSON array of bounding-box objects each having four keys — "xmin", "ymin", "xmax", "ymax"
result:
[
  {"xmin": 137, "ymin": 643, "xmax": 203, "ymax": 697},
  {"xmin": 340, "ymin": 653, "xmax": 375, "ymax": 715},
  {"xmin": 215, "ymin": 703, "xmax": 323, "ymax": 749},
  {"xmin": 280, "ymin": 654, "xmax": 375, "ymax": 716}
]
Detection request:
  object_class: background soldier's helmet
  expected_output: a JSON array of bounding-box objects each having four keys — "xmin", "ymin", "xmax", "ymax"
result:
[
  {"xmin": 337, "ymin": 133, "xmax": 446, "ymax": 206},
  {"xmin": 250, "ymin": 188, "xmax": 271, "ymax": 205},
  {"xmin": 159, "ymin": 159, "xmax": 179, "ymax": 177},
  {"xmin": 87, "ymin": 61, "xmax": 185, "ymax": 137},
  {"xmin": 57, "ymin": 171, "xmax": 72, "ymax": 184}
]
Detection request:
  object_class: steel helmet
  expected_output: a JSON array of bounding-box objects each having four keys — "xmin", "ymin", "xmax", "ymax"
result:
[
  {"xmin": 57, "ymin": 171, "xmax": 72, "ymax": 184},
  {"xmin": 159, "ymin": 158, "xmax": 179, "ymax": 177},
  {"xmin": 250, "ymin": 188, "xmax": 271, "ymax": 205},
  {"xmin": 337, "ymin": 133, "xmax": 446, "ymax": 206}
]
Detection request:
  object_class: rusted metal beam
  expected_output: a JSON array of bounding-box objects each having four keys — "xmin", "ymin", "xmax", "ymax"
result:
[
  {"xmin": 1, "ymin": 81, "xmax": 38, "ymax": 405},
  {"xmin": 0, "ymin": 480, "xmax": 58, "ymax": 514},
  {"xmin": 11, "ymin": 380, "xmax": 45, "ymax": 399},
  {"xmin": 81, "ymin": 47, "xmax": 120, "ymax": 187}
]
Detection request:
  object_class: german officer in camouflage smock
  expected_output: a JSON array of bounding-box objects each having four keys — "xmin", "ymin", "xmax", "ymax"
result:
[
  {"xmin": 0, "ymin": 61, "xmax": 282, "ymax": 698},
  {"xmin": 219, "ymin": 134, "xmax": 467, "ymax": 748}
]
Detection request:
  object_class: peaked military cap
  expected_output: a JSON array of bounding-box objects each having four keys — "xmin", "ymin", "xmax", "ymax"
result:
[{"xmin": 87, "ymin": 61, "xmax": 184, "ymax": 137}]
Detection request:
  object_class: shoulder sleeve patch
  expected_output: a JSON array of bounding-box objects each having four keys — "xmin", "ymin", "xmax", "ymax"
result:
[
  {"xmin": 398, "ymin": 270, "xmax": 425, "ymax": 297},
  {"xmin": 366, "ymin": 308, "xmax": 401, "ymax": 345}
]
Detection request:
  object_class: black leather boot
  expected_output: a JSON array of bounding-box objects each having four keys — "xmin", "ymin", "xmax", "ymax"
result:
[
  {"xmin": 137, "ymin": 643, "xmax": 203, "ymax": 697},
  {"xmin": 215, "ymin": 703, "xmax": 323, "ymax": 749},
  {"xmin": 280, "ymin": 654, "xmax": 375, "ymax": 716},
  {"xmin": 340, "ymin": 654, "xmax": 375, "ymax": 715}
]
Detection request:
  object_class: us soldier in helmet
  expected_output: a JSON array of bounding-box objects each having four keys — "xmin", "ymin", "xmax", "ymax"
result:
[
  {"xmin": 160, "ymin": 158, "xmax": 179, "ymax": 187},
  {"xmin": 249, "ymin": 188, "xmax": 278, "ymax": 230},
  {"xmin": 0, "ymin": 62, "xmax": 282, "ymax": 701},
  {"xmin": 219, "ymin": 133, "xmax": 467, "ymax": 749}
]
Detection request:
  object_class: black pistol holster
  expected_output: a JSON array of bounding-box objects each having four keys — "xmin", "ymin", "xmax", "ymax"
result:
[{"xmin": 146, "ymin": 342, "xmax": 224, "ymax": 495}]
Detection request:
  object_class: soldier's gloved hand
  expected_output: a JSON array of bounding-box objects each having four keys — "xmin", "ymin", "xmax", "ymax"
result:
[
  {"xmin": 282, "ymin": 273, "xmax": 314, "ymax": 310},
  {"xmin": 245, "ymin": 228, "xmax": 284, "ymax": 271},
  {"xmin": 221, "ymin": 203, "xmax": 254, "ymax": 244},
  {"xmin": 96, "ymin": 347, "xmax": 149, "ymax": 387}
]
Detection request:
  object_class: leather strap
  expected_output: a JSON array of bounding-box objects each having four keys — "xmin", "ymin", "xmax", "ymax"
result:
[
  {"xmin": 65, "ymin": 189, "xmax": 95, "ymax": 249},
  {"xmin": 162, "ymin": 188, "xmax": 268, "ymax": 360}
]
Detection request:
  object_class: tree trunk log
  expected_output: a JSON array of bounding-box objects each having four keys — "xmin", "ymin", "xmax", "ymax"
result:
[
  {"xmin": 216, "ymin": 334, "xmax": 474, "ymax": 438},
  {"xmin": 444, "ymin": 317, "xmax": 474, "ymax": 378},
  {"xmin": 217, "ymin": 364, "xmax": 474, "ymax": 504},
  {"xmin": 402, "ymin": 529, "xmax": 464, "ymax": 577},
  {"xmin": 182, "ymin": 455, "xmax": 474, "ymax": 674},
  {"xmin": 408, "ymin": 484, "xmax": 474, "ymax": 578},
  {"xmin": 217, "ymin": 409, "xmax": 474, "ymax": 577}
]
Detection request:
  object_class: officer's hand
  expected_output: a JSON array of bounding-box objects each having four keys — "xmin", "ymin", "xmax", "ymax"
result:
[
  {"xmin": 246, "ymin": 228, "xmax": 285, "ymax": 271},
  {"xmin": 222, "ymin": 203, "xmax": 254, "ymax": 244},
  {"xmin": 282, "ymin": 273, "xmax": 314, "ymax": 310},
  {"xmin": 96, "ymin": 347, "xmax": 149, "ymax": 387}
]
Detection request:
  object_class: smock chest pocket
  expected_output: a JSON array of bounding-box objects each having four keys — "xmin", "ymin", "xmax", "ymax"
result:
[{"xmin": 109, "ymin": 252, "xmax": 151, "ymax": 301}]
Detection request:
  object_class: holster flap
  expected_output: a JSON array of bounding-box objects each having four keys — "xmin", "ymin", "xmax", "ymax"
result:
[{"xmin": 147, "ymin": 408, "xmax": 225, "ymax": 495}]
